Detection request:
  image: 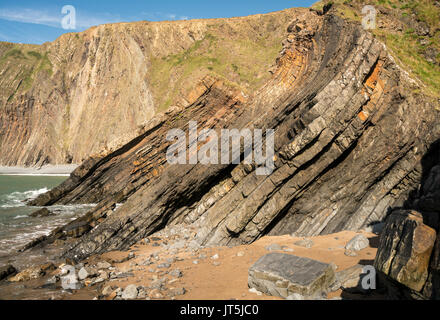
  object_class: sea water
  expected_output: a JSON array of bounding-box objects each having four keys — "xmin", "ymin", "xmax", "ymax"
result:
[{"xmin": 0, "ymin": 175, "xmax": 95, "ymax": 260}]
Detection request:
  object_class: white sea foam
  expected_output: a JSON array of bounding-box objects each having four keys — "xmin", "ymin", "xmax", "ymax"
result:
[{"xmin": 0, "ymin": 188, "xmax": 49, "ymax": 208}]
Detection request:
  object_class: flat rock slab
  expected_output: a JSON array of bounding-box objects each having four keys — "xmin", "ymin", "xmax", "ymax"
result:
[{"xmin": 248, "ymin": 253, "xmax": 335, "ymax": 299}]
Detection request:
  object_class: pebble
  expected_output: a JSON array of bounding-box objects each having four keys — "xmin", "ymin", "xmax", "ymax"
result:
[
  {"xmin": 236, "ymin": 251, "xmax": 245, "ymax": 257},
  {"xmin": 265, "ymin": 243, "xmax": 282, "ymax": 251},
  {"xmin": 169, "ymin": 287, "xmax": 186, "ymax": 297},
  {"xmin": 294, "ymin": 238, "xmax": 314, "ymax": 248},
  {"xmin": 121, "ymin": 284, "xmax": 138, "ymax": 300},
  {"xmin": 344, "ymin": 249, "xmax": 358, "ymax": 257},
  {"xmin": 169, "ymin": 269, "xmax": 183, "ymax": 278},
  {"xmin": 102, "ymin": 285, "xmax": 114, "ymax": 296},
  {"xmin": 345, "ymin": 234, "xmax": 369, "ymax": 251},
  {"xmin": 96, "ymin": 261, "xmax": 112, "ymax": 269},
  {"xmin": 286, "ymin": 293, "xmax": 304, "ymax": 300},
  {"xmin": 249, "ymin": 288, "xmax": 262, "ymax": 296},
  {"xmin": 211, "ymin": 254, "xmax": 219, "ymax": 260}
]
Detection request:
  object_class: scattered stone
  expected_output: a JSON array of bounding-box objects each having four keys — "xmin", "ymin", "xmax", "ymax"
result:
[
  {"xmin": 282, "ymin": 246, "xmax": 294, "ymax": 253},
  {"xmin": 169, "ymin": 269, "xmax": 183, "ymax": 278},
  {"xmin": 46, "ymin": 275, "xmax": 59, "ymax": 285},
  {"xmin": 169, "ymin": 287, "xmax": 186, "ymax": 297},
  {"xmin": 344, "ymin": 249, "xmax": 358, "ymax": 257},
  {"xmin": 112, "ymin": 272, "xmax": 135, "ymax": 279},
  {"xmin": 248, "ymin": 253, "xmax": 335, "ymax": 299},
  {"xmin": 294, "ymin": 238, "xmax": 314, "ymax": 248},
  {"xmin": 212, "ymin": 261, "xmax": 221, "ymax": 267},
  {"xmin": 211, "ymin": 254, "xmax": 219, "ymax": 260},
  {"xmin": 169, "ymin": 240, "xmax": 186, "ymax": 250},
  {"xmin": 96, "ymin": 261, "xmax": 112, "ymax": 269},
  {"xmin": 78, "ymin": 267, "xmax": 98, "ymax": 280},
  {"xmin": 345, "ymin": 234, "xmax": 369, "ymax": 251},
  {"xmin": 157, "ymin": 263, "xmax": 171, "ymax": 269},
  {"xmin": 140, "ymin": 259, "xmax": 153, "ymax": 266},
  {"xmin": 286, "ymin": 293, "xmax": 304, "ymax": 300},
  {"xmin": 102, "ymin": 285, "xmax": 114, "ymax": 296},
  {"xmin": 192, "ymin": 260, "xmax": 199, "ymax": 265},
  {"xmin": 237, "ymin": 251, "xmax": 245, "ymax": 257},
  {"xmin": 265, "ymin": 243, "xmax": 282, "ymax": 251},
  {"xmin": 121, "ymin": 284, "xmax": 139, "ymax": 300},
  {"xmin": 248, "ymin": 288, "xmax": 262, "ymax": 296},
  {"xmin": 149, "ymin": 289, "xmax": 164, "ymax": 299},
  {"xmin": 137, "ymin": 287, "xmax": 147, "ymax": 299}
]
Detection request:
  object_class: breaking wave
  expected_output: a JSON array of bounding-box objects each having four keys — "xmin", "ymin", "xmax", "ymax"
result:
[{"xmin": 0, "ymin": 188, "xmax": 49, "ymax": 208}]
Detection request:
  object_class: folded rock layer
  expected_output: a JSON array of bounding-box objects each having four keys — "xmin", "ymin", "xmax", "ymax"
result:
[{"xmin": 26, "ymin": 12, "xmax": 439, "ymax": 267}]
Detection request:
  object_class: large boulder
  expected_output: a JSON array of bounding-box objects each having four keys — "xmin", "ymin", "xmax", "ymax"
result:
[
  {"xmin": 374, "ymin": 210, "xmax": 437, "ymax": 294},
  {"xmin": 248, "ymin": 253, "xmax": 335, "ymax": 299}
]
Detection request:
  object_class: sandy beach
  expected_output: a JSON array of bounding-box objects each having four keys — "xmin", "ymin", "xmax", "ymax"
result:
[{"xmin": 0, "ymin": 165, "xmax": 78, "ymax": 176}]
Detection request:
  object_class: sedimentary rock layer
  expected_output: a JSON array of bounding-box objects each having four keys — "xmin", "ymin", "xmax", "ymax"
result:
[
  {"xmin": 0, "ymin": 9, "xmax": 299, "ymax": 166},
  {"xmin": 28, "ymin": 11, "xmax": 439, "ymax": 264}
]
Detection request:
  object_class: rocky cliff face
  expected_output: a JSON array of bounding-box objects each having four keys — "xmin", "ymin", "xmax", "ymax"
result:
[
  {"xmin": 26, "ymin": 6, "xmax": 440, "ymax": 272},
  {"xmin": 0, "ymin": 9, "xmax": 299, "ymax": 166}
]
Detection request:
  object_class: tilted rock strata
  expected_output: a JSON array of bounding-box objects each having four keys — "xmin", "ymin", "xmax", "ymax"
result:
[
  {"xmin": 26, "ymin": 13, "xmax": 440, "ymax": 265},
  {"xmin": 0, "ymin": 9, "xmax": 301, "ymax": 166}
]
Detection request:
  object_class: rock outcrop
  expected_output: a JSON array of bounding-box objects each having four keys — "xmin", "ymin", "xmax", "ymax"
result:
[
  {"xmin": 22, "ymin": 8, "xmax": 440, "ymax": 275},
  {"xmin": 375, "ymin": 141, "xmax": 440, "ymax": 300}
]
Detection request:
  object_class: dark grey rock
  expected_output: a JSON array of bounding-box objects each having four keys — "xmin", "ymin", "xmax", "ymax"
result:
[
  {"xmin": 248, "ymin": 253, "xmax": 335, "ymax": 299},
  {"xmin": 0, "ymin": 265, "xmax": 16, "ymax": 281}
]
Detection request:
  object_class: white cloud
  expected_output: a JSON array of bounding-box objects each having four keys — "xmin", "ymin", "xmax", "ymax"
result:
[
  {"xmin": 0, "ymin": 7, "xmax": 123, "ymax": 30},
  {"xmin": 140, "ymin": 11, "xmax": 191, "ymax": 22}
]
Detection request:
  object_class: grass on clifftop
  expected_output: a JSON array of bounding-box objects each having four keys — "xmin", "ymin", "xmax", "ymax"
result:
[
  {"xmin": 313, "ymin": 0, "xmax": 440, "ymax": 98},
  {"xmin": 149, "ymin": 29, "xmax": 283, "ymax": 112}
]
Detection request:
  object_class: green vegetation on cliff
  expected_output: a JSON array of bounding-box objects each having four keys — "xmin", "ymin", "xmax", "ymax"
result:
[
  {"xmin": 149, "ymin": 27, "xmax": 283, "ymax": 112},
  {"xmin": 313, "ymin": 0, "xmax": 440, "ymax": 97}
]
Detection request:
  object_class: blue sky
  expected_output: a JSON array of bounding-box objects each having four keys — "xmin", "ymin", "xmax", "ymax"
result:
[{"xmin": 0, "ymin": 0, "xmax": 316, "ymax": 44}]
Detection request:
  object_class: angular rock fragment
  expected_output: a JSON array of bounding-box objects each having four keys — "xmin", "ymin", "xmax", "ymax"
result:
[
  {"xmin": 345, "ymin": 235, "xmax": 369, "ymax": 251},
  {"xmin": 121, "ymin": 284, "xmax": 139, "ymax": 300},
  {"xmin": 248, "ymin": 253, "xmax": 335, "ymax": 299}
]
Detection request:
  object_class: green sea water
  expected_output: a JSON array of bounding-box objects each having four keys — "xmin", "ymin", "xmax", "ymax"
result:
[{"xmin": 0, "ymin": 175, "xmax": 94, "ymax": 259}]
